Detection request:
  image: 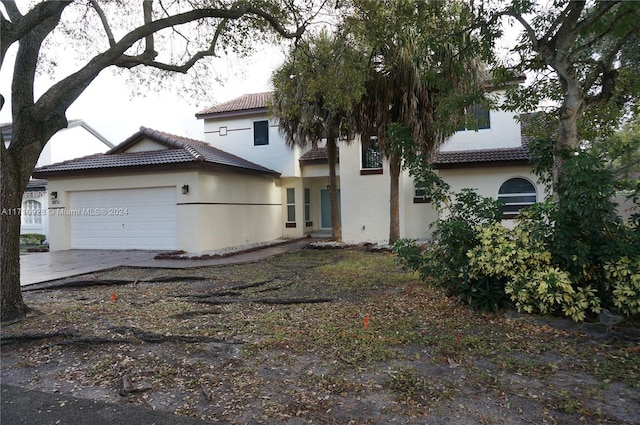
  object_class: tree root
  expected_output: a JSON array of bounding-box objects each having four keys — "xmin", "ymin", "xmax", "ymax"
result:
[
  {"xmin": 188, "ymin": 297, "xmax": 335, "ymax": 305},
  {"xmin": 1, "ymin": 330, "xmax": 80, "ymax": 346},
  {"xmin": 108, "ymin": 325, "xmax": 244, "ymax": 344},
  {"xmin": 24, "ymin": 276, "xmax": 211, "ymax": 291}
]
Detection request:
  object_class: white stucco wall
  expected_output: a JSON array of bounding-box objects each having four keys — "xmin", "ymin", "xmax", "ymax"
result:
[
  {"xmin": 202, "ymin": 114, "xmax": 302, "ymax": 177},
  {"xmin": 196, "ymin": 171, "xmax": 282, "ymax": 250},
  {"xmin": 339, "ymin": 137, "xmax": 436, "ymax": 244},
  {"xmin": 438, "ymin": 165, "xmax": 548, "ymax": 228},
  {"xmin": 440, "ymin": 91, "xmax": 522, "ymax": 152},
  {"xmin": 46, "ymin": 169, "xmax": 282, "ymax": 252},
  {"xmin": 124, "ymin": 139, "xmax": 166, "ymax": 153}
]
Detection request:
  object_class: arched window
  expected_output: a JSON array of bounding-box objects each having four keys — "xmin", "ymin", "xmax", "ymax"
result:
[
  {"xmin": 498, "ymin": 178, "xmax": 536, "ymax": 218},
  {"xmin": 22, "ymin": 199, "xmax": 42, "ymax": 225}
]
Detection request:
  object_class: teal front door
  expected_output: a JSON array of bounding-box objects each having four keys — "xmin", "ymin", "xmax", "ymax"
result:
[{"xmin": 320, "ymin": 188, "xmax": 340, "ymax": 229}]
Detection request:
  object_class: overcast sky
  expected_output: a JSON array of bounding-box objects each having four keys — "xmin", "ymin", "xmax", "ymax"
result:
[
  {"xmin": 0, "ymin": 43, "xmax": 286, "ymax": 145},
  {"xmin": 0, "ymin": 15, "xmax": 519, "ymax": 148}
]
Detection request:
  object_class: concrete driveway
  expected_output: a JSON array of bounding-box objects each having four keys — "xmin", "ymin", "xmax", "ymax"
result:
[
  {"xmin": 19, "ymin": 239, "xmax": 318, "ymax": 287},
  {"xmin": 20, "ymin": 250, "xmax": 160, "ymax": 286}
]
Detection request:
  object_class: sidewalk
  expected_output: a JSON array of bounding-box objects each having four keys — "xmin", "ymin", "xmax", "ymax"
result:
[
  {"xmin": 1, "ymin": 384, "xmax": 214, "ymax": 425},
  {"xmin": 21, "ymin": 238, "xmax": 318, "ymax": 287}
]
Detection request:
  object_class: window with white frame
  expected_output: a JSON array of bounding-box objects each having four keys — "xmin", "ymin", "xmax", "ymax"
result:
[
  {"xmin": 22, "ymin": 199, "xmax": 42, "ymax": 225},
  {"xmin": 498, "ymin": 178, "xmax": 537, "ymax": 217},
  {"xmin": 286, "ymin": 188, "xmax": 296, "ymax": 224}
]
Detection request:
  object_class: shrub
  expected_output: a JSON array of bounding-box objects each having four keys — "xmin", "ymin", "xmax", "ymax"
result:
[
  {"xmin": 604, "ymin": 257, "xmax": 640, "ymax": 316},
  {"xmin": 394, "ymin": 189, "xmax": 505, "ymax": 312},
  {"xmin": 20, "ymin": 233, "xmax": 46, "ymax": 245}
]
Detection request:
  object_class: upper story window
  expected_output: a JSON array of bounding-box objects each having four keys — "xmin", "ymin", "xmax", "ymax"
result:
[
  {"xmin": 361, "ymin": 135, "xmax": 383, "ymax": 174},
  {"xmin": 254, "ymin": 120, "xmax": 269, "ymax": 146},
  {"xmin": 413, "ymin": 187, "xmax": 431, "ymax": 204},
  {"xmin": 498, "ymin": 178, "xmax": 537, "ymax": 218},
  {"xmin": 458, "ymin": 104, "xmax": 491, "ymax": 131}
]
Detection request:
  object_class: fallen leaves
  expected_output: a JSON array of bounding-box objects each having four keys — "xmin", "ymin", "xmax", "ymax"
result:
[{"xmin": 2, "ymin": 249, "xmax": 639, "ymax": 424}]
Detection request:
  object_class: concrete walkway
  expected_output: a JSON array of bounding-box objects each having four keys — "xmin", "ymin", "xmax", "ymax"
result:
[{"xmin": 20, "ymin": 238, "xmax": 318, "ymax": 287}]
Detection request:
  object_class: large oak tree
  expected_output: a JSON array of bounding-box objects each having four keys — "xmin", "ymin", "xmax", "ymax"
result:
[
  {"xmin": 0, "ymin": 0, "xmax": 316, "ymax": 322},
  {"xmin": 492, "ymin": 0, "xmax": 640, "ymax": 197}
]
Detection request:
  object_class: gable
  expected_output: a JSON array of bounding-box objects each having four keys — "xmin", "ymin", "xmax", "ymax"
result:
[{"xmin": 123, "ymin": 138, "xmax": 168, "ymax": 153}]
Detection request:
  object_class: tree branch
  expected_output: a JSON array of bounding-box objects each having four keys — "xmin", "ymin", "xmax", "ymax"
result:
[
  {"xmin": 142, "ymin": 0, "xmax": 158, "ymax": 60},
  {"xmin": 31, "ymin": 3, "xmax": 304, "ymax": 124},
  {"xmin": 583, "ymin": 24, "xmax": 640, "ymax": 106},
  {"xmin": 0, "ymin": 0, "xmax": 23, "ymax": 21},
  {"xmin": 0, "ymin": 1, "xmax": 71, "ymax": 68},
  {"xmin": 571, "ymin": 6, "xmax": 635, "ymax": 58},
  {"xmin": 89, "ymin": 0, "xmax": 115, "ymax": 47}
]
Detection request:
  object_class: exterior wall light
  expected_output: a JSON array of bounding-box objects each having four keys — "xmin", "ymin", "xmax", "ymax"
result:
[
  {"xmin": 50, "ymin": 191, "xmax": 58, "ymax": 199},
  {"xmin": 182, "ymin": 185, "xmax": 189, "ymax": 195}
]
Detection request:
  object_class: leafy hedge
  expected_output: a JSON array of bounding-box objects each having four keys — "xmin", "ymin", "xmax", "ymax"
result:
[
  {"xmin": 20, "ymin": 233, "xmax": 47, "ymax": 245},
  {"xmin": 394, "ymin": 152, "xmax": 640, "ymax": 320}
]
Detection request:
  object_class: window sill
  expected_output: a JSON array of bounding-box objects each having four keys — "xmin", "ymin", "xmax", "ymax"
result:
[
  {"xmin": 360, "ymin": 168, "xmax": 383, "ymax": 175},
  {"xmin": 413, "ymin": 197, "xmax": 431, "ymax": 204}
]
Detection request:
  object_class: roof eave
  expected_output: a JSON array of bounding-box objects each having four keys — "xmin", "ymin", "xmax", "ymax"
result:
[
  {"xmin": 196, "ymin": 107, "xmax": 269, "ymax": 120},
  {"xmin": 33, "ymin": 161, "xmax": 280, "ymax": 179},
  {"xmin": 434, "ymin": 159, "xmax": 530, "ymax": 170}
]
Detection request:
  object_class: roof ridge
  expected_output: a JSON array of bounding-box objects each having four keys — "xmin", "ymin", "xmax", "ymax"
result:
[{"xmin": 139, "ymin": 126, "xmax": 206, "ymax": 161}]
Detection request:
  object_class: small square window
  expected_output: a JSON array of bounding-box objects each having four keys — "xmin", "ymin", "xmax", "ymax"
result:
[
  {"xmin": 254, "ymin": 120, "xmax": 269, "ymax": 146},
  {"xmin": 413, "ymin": 188, "xmax": 431, "ymax": 204}
]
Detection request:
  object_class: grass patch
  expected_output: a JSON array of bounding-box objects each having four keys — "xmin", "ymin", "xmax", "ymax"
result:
[{"xmin": 3, "ymin": 248, "xmax": 639, "ymax": 424}]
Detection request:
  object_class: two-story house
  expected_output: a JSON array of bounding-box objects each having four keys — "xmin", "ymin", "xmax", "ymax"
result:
[
  {"xmin": 33, "ymin": 91, "xmax": 544, "ymax": 252},
  {"xmin": 196, "ymin": 91, "xmax": 542, "ymax": 244}
]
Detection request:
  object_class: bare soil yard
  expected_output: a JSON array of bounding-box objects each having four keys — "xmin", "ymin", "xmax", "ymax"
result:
[{"xmin": 2, "ymin": 248, "xmax": 639, "ymax": 424}]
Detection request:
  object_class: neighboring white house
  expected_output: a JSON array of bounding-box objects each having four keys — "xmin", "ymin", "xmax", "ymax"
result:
[
  {"xmin": 2, "ymin": 120, "xmax": 113, "ymax": 242},
  {"xmin": 33, "ymin": 91, "xmax": 545, "ymax": 251}
]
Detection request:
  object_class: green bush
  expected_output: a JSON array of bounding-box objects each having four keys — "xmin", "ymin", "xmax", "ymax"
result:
[
  {"xmin": 604, "ymin": 257, "xmax": 640, "ymax": 316},
  {"xmin": 394, "ymin": 188, "xmax": 506, "ymax": 312},
  {"xmin": 20, "ymin": 233, "xmax": 46, "ymax": 245},
  {"xmin": 395, "ymin": 151, "xmax": 640, "ymax": 320}
]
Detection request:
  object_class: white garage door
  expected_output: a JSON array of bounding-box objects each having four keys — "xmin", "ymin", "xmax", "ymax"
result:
[{"xmin": 70, "ymin": 187, "xmax": 178, "ymax": 250}]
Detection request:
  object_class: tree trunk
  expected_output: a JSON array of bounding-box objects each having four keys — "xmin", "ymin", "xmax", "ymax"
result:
[
  {"xmin": 1, "ymin": 148, "xmax": 30, "ymax": 322},
  {"xmin": 388, "ymin": 154, "xmax": 401, "ymax": 245},
  {"xmin": 1, "ymin": 119, "xmax": 62, "ymax": 322},
  {"xmin": 552, "ymin": 70, "xmax": 584, "ymax": 200},
  {"xmin": 327, "ymin": 137, "xmax": 342, "ymax": 241}
]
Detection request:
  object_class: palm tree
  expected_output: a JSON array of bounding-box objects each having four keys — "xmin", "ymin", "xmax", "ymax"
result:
[
  {"xmin": 271, "ymin": 30, "xmax": 366, "ymax": 241},
  {"xmin": 350, "ymin": 0, "xmax": 490, "ymax": 244}
]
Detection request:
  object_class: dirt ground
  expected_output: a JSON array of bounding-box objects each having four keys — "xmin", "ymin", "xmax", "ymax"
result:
[{"xmin": 2, "ymin": 248, "xmax": 639, "ymax": 424}]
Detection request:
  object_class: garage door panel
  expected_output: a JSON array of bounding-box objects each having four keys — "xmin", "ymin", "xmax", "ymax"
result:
[{"xmin": 70, "ymin": 187, "xmax": 178, "ymax": 250}]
